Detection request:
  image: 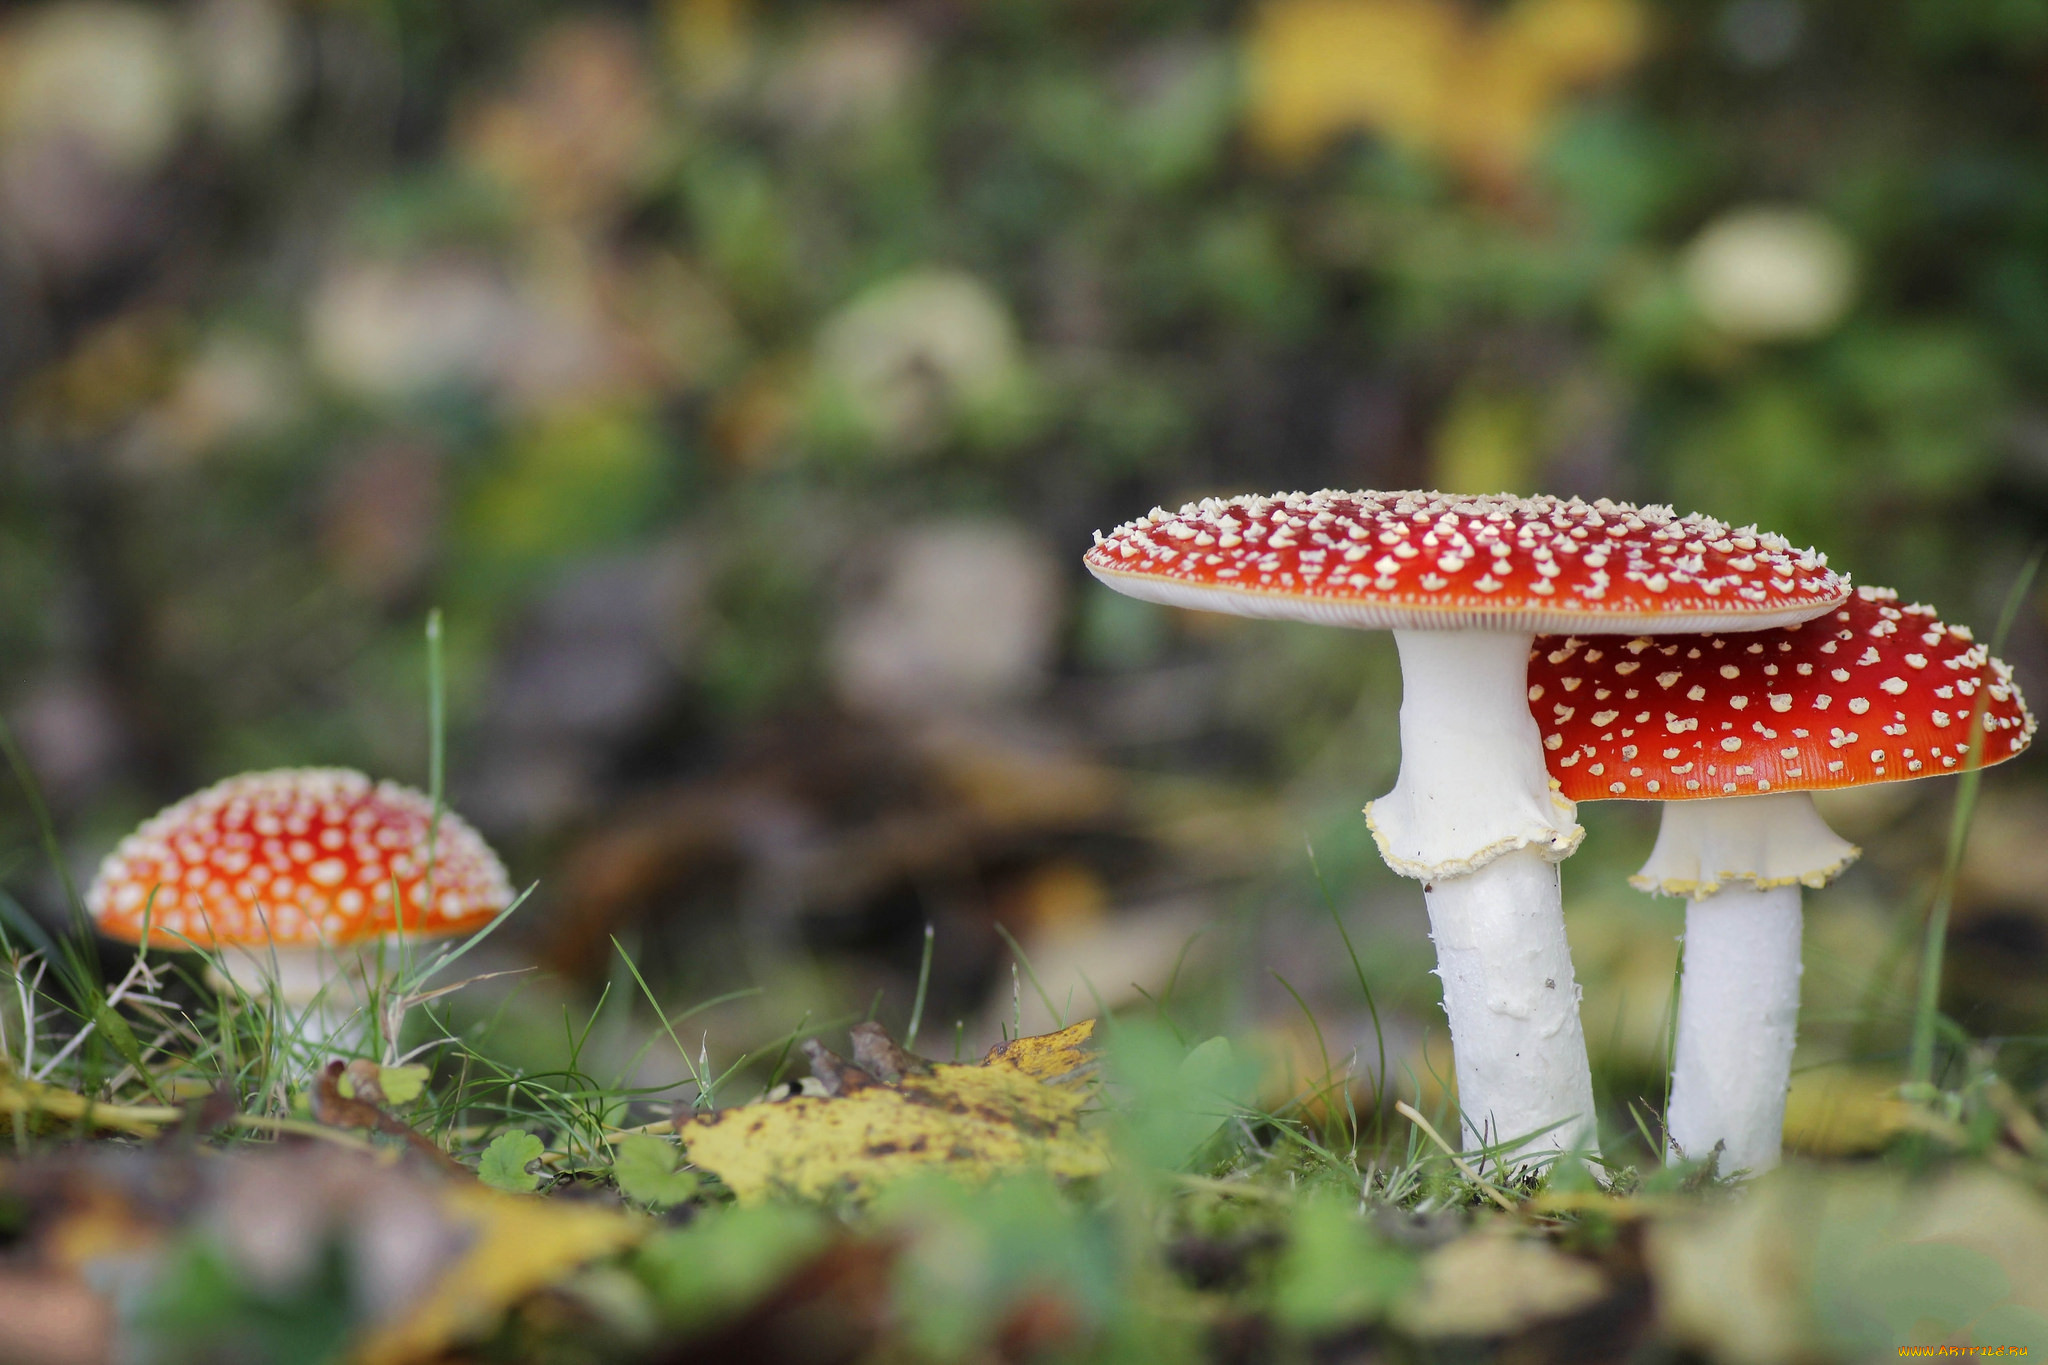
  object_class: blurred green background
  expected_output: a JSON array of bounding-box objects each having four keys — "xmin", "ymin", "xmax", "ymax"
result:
[{"xmin": 3, "ymin": 0, "xmax": 2046, "ymax": 1145}]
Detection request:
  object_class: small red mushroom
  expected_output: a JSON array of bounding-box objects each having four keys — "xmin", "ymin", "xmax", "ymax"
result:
[
  {"xmin": 1086, "ymin": 490, "xmax": 1848, "ymax": 1164},
  {"xmin": 1531, "ymin": 586, "xmax": 2035, "ymax": 1171},
  {"xmin": 87, "ymin": 768, "xmax": 513, "ymax": 1046}
]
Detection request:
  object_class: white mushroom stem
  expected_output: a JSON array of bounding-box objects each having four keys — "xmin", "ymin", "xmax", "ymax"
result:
[
  {"xmin": 1366, "ymin": 630, "xmax": 1597, "ymax": 1167},
  {"xmin": 1422, "ymin": 848, "xmax": 1600, "ymax": 1161},
  {"xmin": 206, "ymin": 943, "xmax": 377, "ymax": 1055},
  {"xmin": 1639, "ymin": 791, "xmax": 1859, "ymax": 1174},
  {"xmin": 1665, "ymin": 884, "xmax": 1803, "ymax": 1175}
]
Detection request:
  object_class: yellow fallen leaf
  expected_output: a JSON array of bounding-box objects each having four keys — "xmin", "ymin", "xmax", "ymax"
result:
[
  {"xmin": 1245, "ymin": 0, "xmax": 1461, "ymax": 164},
  {"xmin": 1496, "ymin": 0, "xmax": 1647, "ymax": 85},
  {"xmin": 982, "ymin": 1019, "xmax": 1097, "ymax": 1082},
  {"xmin": 1243, "ymin": 0, "xmax": 1645, "ymax": 186},
  {"xmin": 354, "ymin": 1184, "xmax": 645, "ymax": 1365},
  {"xmin": 0, "ymin": 1070, "xmax": 179, "ymax": 1137},
  {"xmin": 1781, "ymin": 1066, "xmax": 1912, "ymax": 1156},
  {"xmin": 680, "ymin": 1022, "xmax": 1108, "ymax": 1203}
]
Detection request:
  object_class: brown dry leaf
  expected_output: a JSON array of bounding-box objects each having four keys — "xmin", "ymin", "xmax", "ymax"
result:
[
  {"xmin": 311, "ymin": 1060, "xmax": 470, "ymax": 1177},
  {"xmin": 679, "ymin": 1021, "xmax": 1107, "ymax": 1203},
  {"xmin": 1393, "ymin": 1227, "xmax": 1607, "ymax": 1337}
]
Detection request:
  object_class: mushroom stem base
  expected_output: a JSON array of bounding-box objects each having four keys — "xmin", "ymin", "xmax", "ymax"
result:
[
  {"xmin": 1424, "ymin": 845, "xmax": 1600, "ymax": 1168},
  {"xmin": 1665, "ymin": 883, "xmax": 1802, "ymax": 1175},
  {"xmin": 205, "ymin": 943, "xmax": 376, "ymax": 1054}
]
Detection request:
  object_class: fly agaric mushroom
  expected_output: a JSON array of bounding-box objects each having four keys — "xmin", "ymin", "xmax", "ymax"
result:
[
  {"xmin": 86, "ymin": 769, "xmax": 513, "ymax": 1046},
  {"xmin": 1085, "ymin": 491, "xmax": 1847, "ymax": 1163},
  {"xmin": 1531, "ymin": 586, "xmax": 2035, "ymax": 1172}
]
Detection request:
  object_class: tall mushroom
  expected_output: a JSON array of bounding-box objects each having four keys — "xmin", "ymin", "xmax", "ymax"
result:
[
  {"xmin": 1530, "ymin": 586, "xmax": 2035, "ymax": 1172},
  {"xmin": 86, "ymin": 768, "xmax": 514, "ymax": 1050},
  {"xmin": 1085, "ymin": 491, "xmax": 1847, "ymax": 1164}
]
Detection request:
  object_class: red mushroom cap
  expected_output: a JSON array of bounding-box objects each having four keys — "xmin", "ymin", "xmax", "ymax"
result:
[
  {"xmin": 1084, "ymin": 491, "xmax": 1847, "ymax": 633},
  {"xmin": 86, "ymin": 769, "xmax": 514, "ymax": 949},
  {"xmin": 1531, "ymin": 586, "xmax": 2036, "ymax": 802}
]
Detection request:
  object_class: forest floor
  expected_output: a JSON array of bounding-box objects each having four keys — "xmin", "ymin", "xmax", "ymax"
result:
[{"xmin": 1, "ymin": 896, "xmax": 2043, "ymax": 1365}]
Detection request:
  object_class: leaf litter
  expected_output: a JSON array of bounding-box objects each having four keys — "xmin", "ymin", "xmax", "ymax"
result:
[
  {"xmin": 7, "ymin": 915, "xmax": 2048, "ymax": 1363},
  {"xmin": 6, "ymin": 1009, "xmax": 2048, "ymax": 1362},
  {"xmin": 678, "ymin": 1019, "xmax": 1108, "ymax": 1202},
  {"xmin": 0, "ymin": 1143, "xmax": 642, "ymax": 1365}
]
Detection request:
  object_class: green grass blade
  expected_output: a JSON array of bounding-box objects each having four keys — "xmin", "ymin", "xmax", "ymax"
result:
[
  {"xmin": 425, "ymin": 609, "xmax": 446, "ymax": 902},
  {"xmin": 1908, "ymin": 548, "xmax": 2042, "ymax": 1086},
  {"xmin": 1658, "ymin": 921, "xmax": 1684, "ymax": 1161},
  {"xmin": 612, "ymin": 936, "xmax": 705, "ymax": 1099},
  {"xmin": 1307, "ymin": 837, "xmax": 1386, "ymax": 1144},
  {"xmin": 991, "ymin": 922, "xmax": 1062, "ymax": 1028},
  {"xmin": 905, "ymin": 922, "xmax": 935, "ymax": 1049},
  {"xmin": 403, "ymin": 883, "xmax": 535, "ymax": 992},
  {"xmin": 1128, "ymin": 983, "xmax": 1186, "ymax": 1045},
  {"xmin": 0, "ymin": 715, "xmax": 91, "ymax": 946},
  {"xmin": 0, "ymin": 887, "xmax": 57, "ymax": 960},
  {"xmin": 1270, "ymin": 968, "xmax": 1352, "ymax": 1151}
]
